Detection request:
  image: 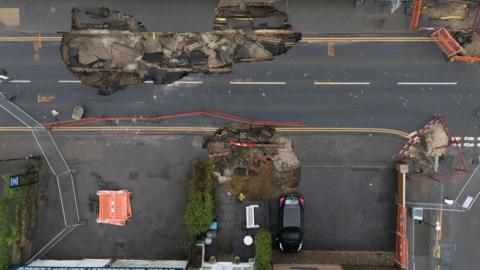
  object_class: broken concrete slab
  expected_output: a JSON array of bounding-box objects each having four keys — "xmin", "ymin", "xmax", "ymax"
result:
[{"xmin": 61, "ymin": 5, "xmax": 301, "ymax": 95}]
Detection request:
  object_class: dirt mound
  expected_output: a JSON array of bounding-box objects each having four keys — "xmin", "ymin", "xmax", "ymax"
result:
[
  {"xmin": 204, "ymin": 124, "xmax": 300, "ymax": 200},
  {"xmin": 463, "ymin": 32, "xmax": 480, "ymax": 57},
  {"xmin": 424, "ymin": 3, "xmax": 468, "ymax": 19}
]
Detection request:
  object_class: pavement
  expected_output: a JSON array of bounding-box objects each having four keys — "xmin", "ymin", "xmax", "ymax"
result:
[
  {"xmin": 0, "ymin": 133, "xmax": 206, "ymax": 260},
  {"xmin": 269, "ymin": 135, "xmax": 402, "ymax": 252}
]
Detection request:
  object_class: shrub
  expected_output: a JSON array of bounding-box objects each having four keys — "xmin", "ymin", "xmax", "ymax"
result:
[
  {"xmin": 254, "ymin": 228, "xmax": 272, "ymax": 270},
  {"xmin": 184, "ymin": 160, "xmax": 215, "ymax": 240},
  {"xmin": 0, "ymin": 178, "xmax": 25, "ymax": 270}
]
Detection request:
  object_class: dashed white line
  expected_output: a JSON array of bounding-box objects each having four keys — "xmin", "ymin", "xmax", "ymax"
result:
[
  {"xmin": 173, "ymin": 81, "xmax": 203, "ymax": 84},
  {"xmin": 10, "ymin": 80, "xmax": 31, "ymax": 83},
  {"xmin": 229, "ymin": 81, "xmax": 286, "ymax": 85},
  {"xmin": 144, "ymin": 80, "xmax": 204, "ymax": 84},
  {"xmin": 464, "ymin": 143, "xmax": 475, "ymax": 147},
  {"xmin": 314, "ymin": 82, "xmax": 371, "ymax": 85},
  {"xmin": 397, "ymin": 82, "xmax": 457, "ymax": 85},
  {"xmin": 464, "ymin": 137, "xmax": 474, "ymax": 141},
  {"xmin": 58, "ymin": 80, "xmax": 81, "ymax": 83}
]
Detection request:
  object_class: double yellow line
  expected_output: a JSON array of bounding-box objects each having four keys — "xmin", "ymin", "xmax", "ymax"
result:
[
  {"xmin": 0, "ymin": 35, "xmax": 433, "ymax": 43},
  {"xmin": 0, "ymin": 126, "xmax": 410, "ymax": 138},
  {"xmin": 301, "ymin": 36, "xmax": 433, "ymax": 43}
]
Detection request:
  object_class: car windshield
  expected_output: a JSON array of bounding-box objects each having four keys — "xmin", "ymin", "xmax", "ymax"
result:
[{"xmin": 282, "ymin": 204, "xmax": 301, "ymax": 228}]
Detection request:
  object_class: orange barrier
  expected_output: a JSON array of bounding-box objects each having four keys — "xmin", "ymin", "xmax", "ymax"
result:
[
  {"xmin": 395, "ymin": 164, "xmax": 408, "ymax": 269},
  {"xmin": 97, "ymin": 190, "xmax": 132, "ymax": 226},
  {"xmin": 431, "ymin": 28, "xmax": 462, "ymax": 57},
  {"xmin": 396, "ymin": 205, "xmax": 408, "ymax": 269},
  {"xmin": 409, "ymin": 0, "xmax": 423, "ymax": 30},
  {"xmin": 43, "ymin": 109, "xmax": 305, "ymax": 128},
  {"xmin": 451, "ymin": 55, "xmax": 480, "ymax": 63}
]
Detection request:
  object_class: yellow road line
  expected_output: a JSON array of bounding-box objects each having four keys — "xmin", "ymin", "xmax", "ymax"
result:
[
  {"xmin": 0, "ymin": 36, "xmax": 62, "ymax": 42},
  {"xmin": 301, "ymin": 37, "xmax": 433, "ymax": 43},
  {"xmin": 0, "ymin": 126, "xmax": 410, "ymax": 138},
  {"xmin": 0, "ymin": 35, "xmax": 434, "ymax": 43},
  {"xmin": 434, "ymin": 184, "xmax": 444, "ymax": 268}
]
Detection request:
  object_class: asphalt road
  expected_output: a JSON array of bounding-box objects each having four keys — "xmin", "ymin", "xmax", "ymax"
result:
[
  {"xmin": 0, "ymin": 0, "xmax": 409, "ymax": 34},
  {"xmin": 1, "ymin": 41, "xmax": 480, "ymax": 138}
]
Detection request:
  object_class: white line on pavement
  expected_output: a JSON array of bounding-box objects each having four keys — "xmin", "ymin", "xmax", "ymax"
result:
[
  {"xmin": 229, "ymin": 81, "xmax": 286, "ymax": 85},
  {"xmin": 173, "ymin": 81, "xmax": 203, "ymax": 84},
  {"xmin": 397, "ymin": 82, "xmax": 457, "ymax": 85},
  {"xmin": 464, "ymin": 143, "xmax": 475, "ymax": 147},
  {"xmin": 58, "ymin": 80, "xmax": 81, "ymax": 83},
  {"xmin": 314, "ymin": 82, "xmax": 371, "ymax": 85},
  {"xmin": 145, "ymin": 80, "xmax": 203, "ymax": 85},
  {"xmin": 10, "ymin": 80, "xmax": 31, "ymax": 83},
  {"xmin": 464, "ymin": 137, "xmax": 474, "ymax": 141}
]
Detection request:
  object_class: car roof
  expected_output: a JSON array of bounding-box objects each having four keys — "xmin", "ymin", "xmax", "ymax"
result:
[{"xmin": 282, "ymin": 204, "xmax": 301, "ymax": 228}]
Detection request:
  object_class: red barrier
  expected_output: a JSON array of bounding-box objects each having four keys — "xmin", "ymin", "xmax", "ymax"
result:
[{"xmin": 43, "ymin": 109, "xmax": 304, "ymax": 128}]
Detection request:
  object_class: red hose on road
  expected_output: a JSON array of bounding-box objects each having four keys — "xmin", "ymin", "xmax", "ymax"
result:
[{"xmin": 43, "ymin": 109, "xmax": 304, "ymax": 128}]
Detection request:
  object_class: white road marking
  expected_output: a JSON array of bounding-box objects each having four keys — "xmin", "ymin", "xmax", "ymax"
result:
[
  {"xmin": 58, "ymin": 80, "xmax": 81, "ymax": 83},
  {"xmin": 314, "ymin": 82, "xmax": 371, "ymax": 85},
  {"xmin": 229, "ymin": 81, "xmax": 286, "ymax": 85},
  {"xmin": 464, "ymin": 137, "xmax": 474, "ymax": 141},
  {"xmin": 173, "ymin": 81, "xmax": 203, "ymax": 84},
  {"xmin": 397, "ymin": 82, "xmax": 457, "ymax": 85},
  {"xmin": 454, "ymin": 137, "xmax": 462, "ymax": 141},
  {"xmin": 10, "ymin": 80, "xmax": 30, "ymax": 83},
  {"xmin": 463, "ymin": 143, "xmax": 475, "ymax": 147},
  {"xmin": 145, "ymin": 80, "xmax": 203, "ymax": 85}
]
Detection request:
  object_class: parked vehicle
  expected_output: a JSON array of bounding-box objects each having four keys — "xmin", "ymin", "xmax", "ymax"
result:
[{"xmin": 278, "ymin": 193, "xmax": 304, "ymax": 252}]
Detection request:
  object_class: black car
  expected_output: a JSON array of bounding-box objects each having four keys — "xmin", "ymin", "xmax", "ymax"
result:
[{"xmin": 278, "ymin": 193, "xmax": 304, "ymax": 252}]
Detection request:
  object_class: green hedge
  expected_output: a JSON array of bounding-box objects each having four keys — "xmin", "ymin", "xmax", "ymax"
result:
[
  {"xmin": 0, "ymin": 178, "xmax": 25, "ymax": 270},
  {"xmin": 184, "ymin": 161, "xmax": 215, "ymax": 240},
  {"xmin": 254, "ymin": 229, "xmax": 272, "ymax": 270}
]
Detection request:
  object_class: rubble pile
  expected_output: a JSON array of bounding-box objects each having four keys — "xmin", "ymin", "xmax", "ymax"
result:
[
  {"xmin": 404, "ymin": 123, "xmax": 450, "ymax": 175},
  {"xmin": 203, "ymin": 124, "xmax": 300, "ymax": 200},
  {"xmin": 214, "ymin": 0, "xmax": 290, "ymax": 30},
  {"xmin": 61, "ymin": 4, "xmax": 301, "ymax": 95},
  {"xmin": 462, "ymin": 32, "xmax": 480, "ymax": 57}
]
